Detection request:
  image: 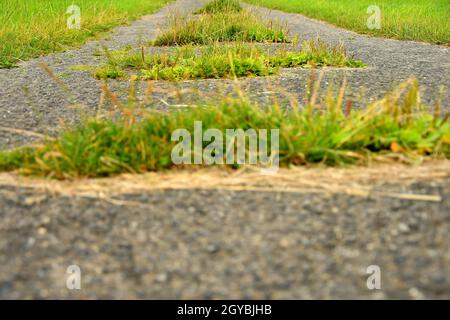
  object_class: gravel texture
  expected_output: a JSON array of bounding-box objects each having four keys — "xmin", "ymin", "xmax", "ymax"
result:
[
  {"xmin": 0, "ymin": 0, "xmax": 449, "ymax": 300},
  {"xmin": 0, "ymin": 175, "xmax": 449, "ymax": 299},
  {"xmin": 0, "ymin": 0, "xmax": 448, "ymax": 148}
]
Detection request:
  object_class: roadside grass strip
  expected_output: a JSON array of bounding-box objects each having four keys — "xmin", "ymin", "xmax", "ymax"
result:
[
  {"xmin": 245, "ymin": 0, "xmax": 450, "ymax": 45},
  {"xmin": 0, "ymin": 0, "xmax": 171, "ymax": 68}
]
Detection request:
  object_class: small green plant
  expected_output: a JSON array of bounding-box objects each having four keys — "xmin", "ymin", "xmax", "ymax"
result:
[
  {"xmin": 95, "ymin": 65, "xmax": 126, "ymax": 79},
  {"xmin": 196, "ymin": 0, "xmax": 243, "ymax": 14},
  {"xmin": 0, "ymin": 78, "xmax": 448, "ymax": 178},
  {"xmin": 153, "ymin": 10, "xmax": 289, "ymax": 46},
  {"xmin": 94, "ymin": 41, "xmax": 365, "ymax": 81}
]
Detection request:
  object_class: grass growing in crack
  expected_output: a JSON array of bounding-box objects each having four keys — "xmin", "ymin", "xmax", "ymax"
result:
[
  {"xmin": 94, "ymin": 41, "xmax": 365, "ymax": 81},
  {"xmin": 245, "ymin": 0, "xmax": 450, "ymax": 45},
  {"xmin": 196, "ymin": 0, "xmax": 243, "ymax": 14},
  {"xmin": 153, "ymin": 10, "xmax": 289, "ymax": 46},
  {"xmin": 0, "ymin": 0, "xmax": 171, "ymax": 68},
  {"xmin": 0, "ymin": 78, "xmax": 448, "ymax": 178}
]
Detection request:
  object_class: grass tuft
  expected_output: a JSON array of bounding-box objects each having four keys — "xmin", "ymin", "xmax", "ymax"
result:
[
  {"xmin": 0, "ymin": 78, "xmax": 448, "ymax": 179},
  {"xmin": 153, "ymin": 10, "xmax": 289, "ymax": 46},
  {"xmin": 94, "ymin": 41, "xmax": 365, "ymax": 81},
  {"xmin": 196, "ymin": 0, "xmax": 243, "ymax": 14}
]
